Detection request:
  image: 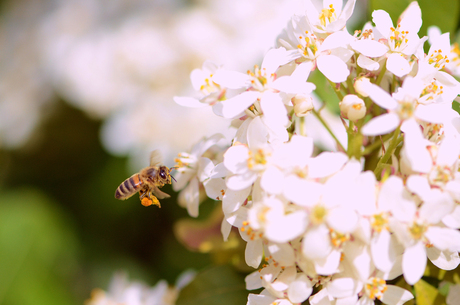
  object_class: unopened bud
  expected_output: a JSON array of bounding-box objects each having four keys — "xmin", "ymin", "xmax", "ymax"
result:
[
  {"xmin": 292, "ymin": 94, "xmax": 314, "ymax": 117},
  {"xmin": 354, "ymin": 77, "xmax": 371, "ymax": 97},
  {"xmin": 340, "ymin": 94, "xmax": 366, "ymax": 121}
]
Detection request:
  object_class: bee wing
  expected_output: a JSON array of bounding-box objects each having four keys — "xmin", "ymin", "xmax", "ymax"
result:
[
  {"xmin": 149, "ymin": 150, "xmax": 164, "ymax": 167},
  {"xmin": 152, "ymin": 185, "xmax": 171, "ymax": 199}
]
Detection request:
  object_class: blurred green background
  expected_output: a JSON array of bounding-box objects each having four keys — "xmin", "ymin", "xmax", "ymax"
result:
[{"xmin": 1, "ymin": 0, "xmax": 460, "ymax": 304}]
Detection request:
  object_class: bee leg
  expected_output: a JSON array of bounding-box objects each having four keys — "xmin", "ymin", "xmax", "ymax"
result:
[
  {"xmin": 139, "ymin": 189, "xmax": 153, "ymax": 207},
  {"xmin": 148, "ymin": 190, "xmax": 161, "ymax": 208}
]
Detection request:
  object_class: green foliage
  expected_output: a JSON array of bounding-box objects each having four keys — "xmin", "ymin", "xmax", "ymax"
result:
[
  {"xmin": 0, "ymin": 188, "xmax": 79, "ymax": 305},
  {"xmin": 176, "ymin": 264, "xmax": 248, "ymax": 305}
]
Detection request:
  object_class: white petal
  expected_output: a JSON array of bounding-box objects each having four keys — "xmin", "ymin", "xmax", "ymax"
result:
[
  {"xmin": 212, "ymin": 70, "xmax": 250, "ymax": 89},
  {"xmin": 364, "ymin": 83, "xmax": 397, "ymax": 109},
  {"xmin": 320, "ymin": 31, "xmax": 354, "ymax": 51},
  {"xmin": 283, "ymin": 176, "xmax": 323, "ymax": 206},
  {"xmin": 356, "ymin": 54, "xmax": 380, "ymax": 71},
  {"xmin": 222, "ymin": 187, "xmax": 251, "ymax": 215},
  {"xmin": 371, "ymin": 230, "xmax": 398, "ymax": 272},
  {"xmin": 402, "ymin": 242, "xmax": 426, "ymax": 285},
  {"xmin": 203, "ymin": 178, "xmax": 226, "ymax": 201},
  {"xmin": 308, "ymin": 151, "xmax": 348, "ymax": 178},
  {"xmin": 351, "ymin": 40, "xmax": 389, "ymax": 57},
  {"xmin": 180, "ymin": 177, "xmax": 200, "ymax": 217},
  {"xmin": 265, "ymin": 210, "xmax": 308, "ymax": 243},
  {"xmin": 372, "ymin": 10, "xmax": 393, "ymax": 38},
  {"xmin": 260, "ymin": 92, "xmax": 289, "ymax": 127},
  {"xmin": 387, "ymin": 53, "xmax": 411, "ymax": 77},
  {"xmin": 426, "ymin": 247, "xmax": 460, "ymax": 270},
  {"xmin": 260, "ymin": 166, "xmax": 283, "ymax": 195},
  {"xmin": 327, "ymin": 277, "xmax": 359, "ymax": 298},
  {"xmin": 271, "ymin": 266, "xmax": 296, "ymax": 291},
  {"xmin": 246, "ymin": 239, "xmax": 264, "ymax": 268},
  {"xmin": 361, "ymin": 113, "xmax": 400, "ymax": 136},
  {"xmin": 173, "ymin": 96, "xmax": 206, "ymax": 108},
  {"xmin": 245, "ymin": 271, "xmax": 263, "ymax": 290},
  {"xmin": 314, "ymin": 249, "xmax": 342, "ymax": 275},
  {"xmin": 327, "ymin": 208, "xmax": 358, "ymax": 233},
  {"xmin": 287, "ymin": 274, "xmax": 313, "ymax": 303},
  {"xmin": 425, "ymin": 226, "xmax": 460, "ymax": 252},
  {"xmin": 419, "ymin": 190, "xmax": 454, "ymax": 224},
  {"xmin": 247, "ymin": 292, "xmax": 276, "ymax": 305},
  {"xmin": 220, "ymin": 91, "xmax": 260, "ymax": 118},
  {"xmin": 317, "ymin": 55, "xmax": 350, "ymax": 83},
  {"xmin": 442, "ymin": 203, "xmax": 460, "ymax": 229},
  {"xmin": 302, "ymin": 225, "xmax": 331, "ymax": 259},
  {"xmin": 261, "ymin": 47, "xmax": 295, "ymax": 74},
  {"xmin": 380, "ymin": 285, "xmax": 414, "ymax": 305},
  {"xmin": 247, "ymin": 116, "xmax": 269, "ymax": 148},
  {"xmin": 223, "ymin": 145, "xmax": 249, "ymax": 174},
  {"xmin": 267, "ymin": 242, "xmax": 296, "ymax": 266}
]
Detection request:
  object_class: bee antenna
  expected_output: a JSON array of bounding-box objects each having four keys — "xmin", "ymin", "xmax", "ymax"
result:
[{"xmin": 171, "ymin": 174, "xmax": 177, "ymax": 183}]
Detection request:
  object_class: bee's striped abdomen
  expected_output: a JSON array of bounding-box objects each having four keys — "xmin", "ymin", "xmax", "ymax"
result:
[{"xmin": 115, "ymin": 174, "xmax": 143, "ymax": 200}]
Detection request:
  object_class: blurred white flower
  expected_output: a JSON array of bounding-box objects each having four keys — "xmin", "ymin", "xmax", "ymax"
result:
[{"xmin": 86, "ymin": 271, "xmax": 195, "ymax": 305}]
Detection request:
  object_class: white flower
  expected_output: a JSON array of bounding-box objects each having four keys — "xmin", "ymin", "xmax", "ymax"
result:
[
  {"xmin": 361, "ymin": 76, "xmax": 448, "ymax": 137},
  {"xmin": 173, "ymin": 134, "xmax": 225, "ymax": 217},
  {"xmin": 371, "ymin": 2, "xmax": 425, "ymax": 77},
  {"xmin": 86, "ymin": 271, "xmax": 195, "ymax": 305},
  {"xmin": 174, "ymin": 61, "xmax": 227, "ymax": 111},
  {"xmin": 277, "ymin": 15, "xmax": 353, "ymax": 82},
  {"xmin": 303, "ymin": 0, "xmax": 357, "ymax": 36}
]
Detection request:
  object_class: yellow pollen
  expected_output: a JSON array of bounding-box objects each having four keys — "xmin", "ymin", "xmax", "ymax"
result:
[
  {"xmin": 365, "ymin": 277, "xmax": 387, "ymax": 300},
  {"xmin": 311, "ymin": 205, "xmax": 327, "ymax": 224},
  {"xmin": 409, "ymin": 222, "xmax": 427, "ymax": 240},
  {"xmin": 352, "ymin": 103, "xmax": 362, "ymax": 110}
]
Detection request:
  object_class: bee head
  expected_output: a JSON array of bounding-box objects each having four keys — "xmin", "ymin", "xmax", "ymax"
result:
[{"xmin": 158, "ymin": 166, "xmax": 173, "ymax": 184}]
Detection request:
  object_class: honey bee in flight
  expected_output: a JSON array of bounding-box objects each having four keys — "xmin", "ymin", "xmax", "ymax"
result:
[{"xmin": 115, "ymin": 150, "xmax": 175, "ymax": 207}]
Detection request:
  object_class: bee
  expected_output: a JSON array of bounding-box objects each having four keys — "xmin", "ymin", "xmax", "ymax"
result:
[{"xmin": 115, "ymin": 150, "xmax": 175, "ymax": 207}]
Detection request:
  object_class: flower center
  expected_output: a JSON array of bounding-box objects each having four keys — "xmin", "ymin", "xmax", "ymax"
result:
[
  {"xmin": 371, "ymin": 213, "xmax": 389, "ymax": 233},
  {"xmin": 311, "ymin": 204, "xmax": 327, "ymax": 225},
  {"xmin": 297, "ymin": 31, "xmax": 319, "ymax": 58},
  {"xmin": 396, "ymin": 99, "xmax": 416, "ymax": 120},
  {"xmin": 428, "ymin": 164, "xmax": 453, "ymax": 188},
  {"xmin": 365, "ymin": 277, "xmax": 387, "ymax": 300},
  {"xmin": 319, "ymin": 4, "xmax": 337, "ymax": 27},
  {"xmin": 389, "ymin": 25, "xmax": 409, "ymax": 51},
  {"xmin": 451, "ymin": 43, "xmax": 460, "ymax": 67},
  {"xmin": 419, "ymin": 80, "xmax": 443, "ymax": 104},
  {"xmin": 247, "ymin": 149, "xmax": 268, "ymax": 170},
  {"xmin": 248, "ymin": 65, "xmax": 274, "ymax": 92},
  {"xmin": 330, "ymin": 229, "xmax": 350, "ymax": 247},
  {"xmin": 408, "ymin": 222, "xmax": 427, "ymax": 240},
  {"xmin": 199, "ymin": 74, "xmax": 223, "ymax": 98},
  {"xmin": 428, "ymin": 49, "xmax": 449, "ymax": 69}
]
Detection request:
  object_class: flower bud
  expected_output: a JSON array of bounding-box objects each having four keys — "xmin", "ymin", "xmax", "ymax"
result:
[
  {"xmin": 340, "ymin": 94, "xmax": 366, "ymax": 121},
  {"xmin": 292, "ymin": 94, "xmax": 314, "ymax": 117},
  {"xmin": 354, "ymin": 77, "xmax": 371, "ymax": 97}
]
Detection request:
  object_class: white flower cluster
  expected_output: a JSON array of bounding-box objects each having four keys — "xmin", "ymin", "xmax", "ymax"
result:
[
  {"xmin": 86, "ymin": 271, "xmax": 195, "ymax": 305},
  {"xmin": 173, "ymin": 1, "xmax": 460, "ymax": 304}
]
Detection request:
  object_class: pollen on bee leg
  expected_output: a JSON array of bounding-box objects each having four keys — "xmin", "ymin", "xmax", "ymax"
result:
[
  {"xmin": 141, "ymin": 197, "xmax": 153, "ymax": 207},
  {"xmin": 150, "ymin": 195, "xmax": 161, "ymax": 208}
]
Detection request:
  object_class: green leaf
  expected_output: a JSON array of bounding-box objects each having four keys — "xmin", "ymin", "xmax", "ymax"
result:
[
  {"xmin": 176, "ymin": 264, "xmax": 248, "ymax": 305},
  {"xmin": 414, "ymin": 279, "xmax": 446, "ymax": 305}
]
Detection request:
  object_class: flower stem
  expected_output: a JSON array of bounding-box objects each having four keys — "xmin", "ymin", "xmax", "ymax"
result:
[
  {"xmin": 312, "ymin": 108, "xmax": 346, "ymax": 152},
  {"xmin": 362, "ymin": 132, "xmax": 394, "ymax": 156},
  {"xmin": 374, "ymin": 126, "xmax": 402, "ymax": 178},
  {"xmin": 375, "ymin": 60, "xmax": 387, "ymax": 86}
]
